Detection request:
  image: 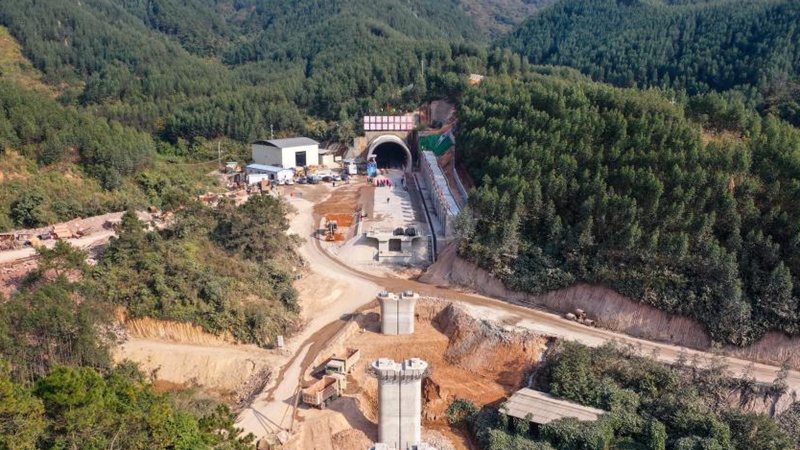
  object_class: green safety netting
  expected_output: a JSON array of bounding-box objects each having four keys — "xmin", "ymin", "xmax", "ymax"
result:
[{"xmin": 419, "ymin": 134, "xmax": 454, "ymax": 156}]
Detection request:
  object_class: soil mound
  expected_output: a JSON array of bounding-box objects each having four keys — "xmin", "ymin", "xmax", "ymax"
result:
[
  {"xmin": 332, "ymin": 429, "xmax": 373, "ymax": 450},
  {"xmin": 435, "ymin": 303, "xmax": 545, "ymax": 387},
  {"xmin": 422, "ymin": 429, "xmax": 456, "ymax": 450}
]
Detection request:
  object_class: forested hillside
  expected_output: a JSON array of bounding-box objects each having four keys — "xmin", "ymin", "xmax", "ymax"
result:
[
  {"xmin": 0, "ymin": 0, "xmax": 489, "ymax": 144},
  {"xmin": 0, "ymin": 74, "xmax": 224, "ymax": 230},
  {"xmin": 458, "ymin": 70, "xmax": 800, "ymax": 346},
  {"xmin": 2, "ymin": 200, "xmax": 300, "ymax": 377},
  {"xmin": 0, "ymin": 197, "xmax": 299, "ymax": 447},
  {"xmin": 462, "ymin": 341, "xmax": 797, "ymax": 449},
  {"xmin": 0, "ymin": 0, "xmax": 500, "ymax": 228},
  {"xmin": 502, "ymin": 0, "xmax": 800, "ymax": 126},
  {"xmin": 97, "ymin": 199, "xmax": 301, "ymax": 347},
  {"xmin": 0, "ymin": 200, "xmax": 303, "ymax": 443}
]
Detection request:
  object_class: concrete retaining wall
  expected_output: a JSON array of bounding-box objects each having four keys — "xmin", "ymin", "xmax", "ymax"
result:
[
  {"xmin": 452, "ymin": 164, "xmax": 469, "ymax": 205},
  {"xmin": 419, "ymin": 151, "xmax": 460, "ymax": 236}
]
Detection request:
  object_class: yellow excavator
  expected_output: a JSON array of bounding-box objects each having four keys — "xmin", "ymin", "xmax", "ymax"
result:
[{"xmin": 325, "ymin": 220, "xmax": 338, "ymax": 241}]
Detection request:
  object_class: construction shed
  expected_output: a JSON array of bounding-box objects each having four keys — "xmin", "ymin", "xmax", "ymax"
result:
[
  {"xmin": 252, "ymin": 137, "xmax": 319, "ymax": 168},
  {"xmin": 245, "ymin": 164, "xmax": 294, "ymax": 185},
  {"xmin": 318, "ymin": 148, "xmax": 337, "ymax": 167},
  {"xmin": 500, "ymin": 389, "xmax": 606, "ymax": 425}
]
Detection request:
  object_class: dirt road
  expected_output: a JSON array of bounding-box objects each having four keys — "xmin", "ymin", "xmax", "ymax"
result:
[
  {"xmin": 0, "ymin": 210, "xmax": 156, "ymax": 265},
  {"xmin": 236, "ymin": 196, "xmax": 382, "ymax": 440},
  {"xmin": 307, "ymin": 187, "xmax": 800, "ymax": 391},
  {"xmin": 237, "ymin": 187, "xmax": 800, "ymax": 443},
  {"xmin": 319, "ymin": 241, "xmax": 800, "ymax": 392},
  {"xmin": 0, "ymin": 230, "xmax": 116, "ymax": 264}
]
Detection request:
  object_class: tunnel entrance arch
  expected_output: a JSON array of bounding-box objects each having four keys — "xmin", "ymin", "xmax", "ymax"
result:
[{"xmin": 367, "ymin": 135, "xmax": 413, "ymax": 173}]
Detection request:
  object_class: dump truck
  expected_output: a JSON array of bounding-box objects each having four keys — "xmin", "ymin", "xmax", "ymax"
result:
[
  {"xmin": 301, "ymin": 374, "xmax": 346, "ymax": 409},
  {"xmin": 325, "ymin": 348, "xmax": 360, "ymax": 375}
]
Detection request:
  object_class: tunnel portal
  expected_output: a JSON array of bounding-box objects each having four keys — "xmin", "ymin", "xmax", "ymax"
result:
[
  {"xmin": 372, "ymin": 142, "xmax": 409, "ymax": 169},
  {"xmin": 367, "ymin": 135, "xmax": 413, "ymax": 172}
]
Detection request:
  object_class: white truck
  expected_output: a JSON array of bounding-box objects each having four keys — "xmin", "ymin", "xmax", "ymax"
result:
[{"xmin": 343, "ymin": 160, "xmax": 358, "ymax": 175}]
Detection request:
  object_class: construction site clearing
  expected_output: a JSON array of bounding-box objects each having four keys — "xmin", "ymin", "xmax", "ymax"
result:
[
  {"xmin": 0, "ymin": 161, "xmax": 622, "ymax": 450},
  {"xmin": 0, "ymin": 210, "xmax": 159, "ymax": 297},
  {"xmin": 6, "ymin": 160, "xmax": 800, "ymax": 449},
  {"xmin": 312, "ymin": 169, "xmax": 433, "ymax": 278},
  {"xmin": 286, "ymin": 298, "xmax": 549, "ymax": 450}
]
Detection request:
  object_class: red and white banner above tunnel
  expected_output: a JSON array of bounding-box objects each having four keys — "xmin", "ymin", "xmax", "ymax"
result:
[{"xmin": 363, "ymin": 115, "xmax": 417, "ymax": 132}]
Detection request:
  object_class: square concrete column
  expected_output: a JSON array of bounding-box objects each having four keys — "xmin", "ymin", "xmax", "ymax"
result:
[{"xmin": 370, "ymin": 358, "xmax": 429, "ymax": 450}]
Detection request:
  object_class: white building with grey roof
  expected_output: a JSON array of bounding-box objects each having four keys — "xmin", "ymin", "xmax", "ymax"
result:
[{"xmin": 252, "ymin": 137, "xmax": 319, "ymax": 168}]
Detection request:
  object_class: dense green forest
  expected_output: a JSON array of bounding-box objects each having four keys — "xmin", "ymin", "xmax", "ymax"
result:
[
  {"xmin": 0, "ymin": 0, "xmax": 492, "ymax": 144},
  {"xmin": 0, "ymin": 0, "xmax": 499, "ymax": 231},
  {"xmin": 502, "ymin": 0, "xmax": 800, "ymax": 126},
  {"xmin": 0, "ymin": 358, "xmax": 254, "ymax": 449},
  {"xmin": 0, "ymin": 77, "xmax": 225, "ymax": 230},
  {"xmin": 457, "ymin": 71, "xmax": 800, "ymax": 346},
  {"xmin": 97, "ymin": 200, "xmax": 301, "ymax": 347},
  {"xmin": 4, "ymin": 0, "xmax": 800, "ymax": 446},
  {"xmin": 457, "ymin": 341, "xmax": 798, "ymax": 449}
]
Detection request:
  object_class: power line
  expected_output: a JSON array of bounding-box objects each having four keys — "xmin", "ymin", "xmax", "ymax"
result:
[{"xmin": 164, "ymin": 156, "xmax": 228, "ymax": 166}]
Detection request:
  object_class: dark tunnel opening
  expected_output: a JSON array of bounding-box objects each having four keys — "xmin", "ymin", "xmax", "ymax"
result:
[{"xmin": 372, "ymin": 142, "xmax": 409, "ymax": 170}]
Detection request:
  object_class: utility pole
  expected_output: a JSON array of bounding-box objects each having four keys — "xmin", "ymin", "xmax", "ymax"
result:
[
  {"xmin": 217, "ymin": 141, "xmax": 222, "ymax": 172},
  {"xmin": 270, "ymin": 123, "xmax": 274, "ymax": 140}
]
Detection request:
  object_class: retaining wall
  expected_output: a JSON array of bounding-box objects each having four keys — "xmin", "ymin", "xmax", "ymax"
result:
[{"xmin": 419, "ymin": 151, "xmax": 460, "ymax": 236}]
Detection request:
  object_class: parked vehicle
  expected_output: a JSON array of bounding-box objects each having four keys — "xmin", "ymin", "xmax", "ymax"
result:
[
  {"xmin": 564, "ymin": 308, "xmax": 596, "ymax": 326},
  {"xmin": 332, "ymin": 173, "xmax": 341, "ymax": 182},
  {"xmin": 285, "ymin": 177, "xmax": 294, "ymax": 185},
  {"xmin": 301, "ymin": 374, "xmax": 346, "ymax": 409},
  {"xmin": 308, "ymin": 175, "xmax": 320, "ymax": 184},
  {"xmin": 325, "ymin": 348, "xmax": 361, "ymax": 375},
  {"xmin": 297, "ymin": 176, "xmax": 308, "ymax": 184}
]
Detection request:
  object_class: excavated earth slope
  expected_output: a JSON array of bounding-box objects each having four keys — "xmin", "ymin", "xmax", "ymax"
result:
[{"xmin": 422, "ymin": 242, "xmax": 800, "ymax": 368}]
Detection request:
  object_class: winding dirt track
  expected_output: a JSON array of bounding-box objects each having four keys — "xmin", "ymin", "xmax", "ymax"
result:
[
  {"xmin": 309, "ymin": 231, "xmax": 800, "ymax": 392},
  {"xmin": 239, "ymin": 192, "xmax": 800, "ymax": 442}
]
